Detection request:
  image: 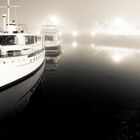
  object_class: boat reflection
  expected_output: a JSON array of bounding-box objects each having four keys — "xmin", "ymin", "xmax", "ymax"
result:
[
  {"xmin": 45, "ymin": 55, "xmax": 61, "ymax": 73},
  {"xmin": 0, "ymin": 61, "xmax": 45, "ymax": 119}
]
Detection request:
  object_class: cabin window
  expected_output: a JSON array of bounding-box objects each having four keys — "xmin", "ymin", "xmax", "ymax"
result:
[
  {"xmin": 25, "ymin": 36, "xmax": 41, "ymax": 45},
  {"xmin": 37, "ymin": 36, "xmax": 41, "ymax": 42},
  {"xmin": 6, "ymin": 50, "xmax": 21, "ymax": 57},
  {"xmin": 35, "ymin": 36, "xmax": 37, "ymax": 43},
  {"xmin": 25, "ymin": 36, "xmax": 31, "ymax": 45},
  {"xmin": 45, "ymin": 35, "xmax": 54, "ymax": 41},
  {"xmin": 25, "ymin": 36, "xmax": 34, "ymax": 45},
  {"xmin": 31, "ymin": 36, "xmax": 34, "ymax": 44},
  {"xmin": 0, "ymin": 35, "xmax": 16, "ymax": 45}
]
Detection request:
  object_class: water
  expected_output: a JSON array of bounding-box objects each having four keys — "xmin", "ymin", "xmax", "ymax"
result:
[{"xmin": 1, "ymin": 37, "xmax": 140, "ymax": 139}]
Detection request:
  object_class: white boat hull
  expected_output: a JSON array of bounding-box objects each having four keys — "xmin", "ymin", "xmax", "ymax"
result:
[
  {"xmin": 0, "ymin": 50, "xmax": 45, "ymax": 88},
  {"xmin": 0, "ymin": 60, "xmax": 45, "ymax": 118}
]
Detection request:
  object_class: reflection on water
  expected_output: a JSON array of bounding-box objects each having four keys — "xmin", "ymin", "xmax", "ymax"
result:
[
  {"xmin": 56, "ymin": 40, "xmax": 140, "ymax": 139},
  {"xmin": 88, "ymin": 46, "xmax": 140, "ymax": 139},
  {"xmin": 91, "ymin": 45, "xmax": 140, "ymax": 63},
  {"xmin": 0, "ymin": 62, "xmax": 45, "ymax": 120},
  {"xmin": 2, "ymin": 36, "xmax": 140, "ymax": 139},
  {"xmin": 45, "ymin": 56, "xmax": 61, "ymax": 73}
]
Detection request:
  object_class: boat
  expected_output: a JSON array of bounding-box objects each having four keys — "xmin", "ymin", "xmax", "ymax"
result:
[
  {"xmin": 41, "ymin": 24, "xmax": 62, "ymax": 57},
  {"xmin": 0, "ymin": 60, "xmax": 45, "ymax": 119},
  {"xmin": 0, "ymin": 0, "xmax": 45, "ymax": 91}
]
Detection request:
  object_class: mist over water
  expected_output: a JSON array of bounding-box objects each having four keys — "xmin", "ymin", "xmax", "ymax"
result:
[
  {"xmin": 1, "ymin": 35, "xmax": 140, "ymax": 139},
  {"xmin": 44, "ymin": 36, "xmax": 140, "ymax": 138}
]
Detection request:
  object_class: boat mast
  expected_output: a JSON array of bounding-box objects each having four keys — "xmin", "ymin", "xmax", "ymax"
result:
[
  {"xmin": 0, "ymin": 0, "xmax": 20, "ymax": 32},
  {"xmin": 2, "ymin": 14, "xmax": 6, "ymax": 32},
  {"xmin": 7, "ymin": 0, "xmax": 10, "ymax": 29}
]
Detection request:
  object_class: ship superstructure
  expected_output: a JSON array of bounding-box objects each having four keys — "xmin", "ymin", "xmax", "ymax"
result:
[
  {"xmin": 0, "ymin": 0, "xmax": 45, "ymax": 89},
  {"xmin": 41, "ymin": 25, "xmax": 62, "ymax": 56}
]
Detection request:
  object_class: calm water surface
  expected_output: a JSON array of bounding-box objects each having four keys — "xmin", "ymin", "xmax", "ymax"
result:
[{"xmin": 1, "ymin": 39, "xmax": 140, "ymax": 139}]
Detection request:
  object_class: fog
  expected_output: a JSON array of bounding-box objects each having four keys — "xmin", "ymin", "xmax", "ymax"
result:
[{"xmin": 1, "ymin": 0, "xmax": 140, "ymax": 33}]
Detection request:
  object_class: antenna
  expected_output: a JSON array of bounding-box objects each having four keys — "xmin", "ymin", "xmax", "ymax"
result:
[
  {"xmin": 0, "ymin": 0, "xmax": 20, "ymax": 32},
  {"xmin": 2, "ymin": 14, "xmax": 6, "ymax": 32}
]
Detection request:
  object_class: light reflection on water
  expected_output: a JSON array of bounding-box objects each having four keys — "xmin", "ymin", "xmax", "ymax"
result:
[
  {"xmin": 1, "ymin": 36, "xmax": 140, "ymax": 139},
  {"xmin": 59, "ymin": 41, "xmax": 140, "ymax": 139}
]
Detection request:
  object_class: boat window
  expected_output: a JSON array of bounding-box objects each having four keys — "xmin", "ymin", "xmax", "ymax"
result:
[
  {"xmin": 31, "ymin": 36, "xmax": 35, "ymax": 44},
  {"xmin": 45, "ymin": 35, "xmax": 54, "ymax": 41},
  {"xmin": 37, "ymin": 36, "xmax": 41, "ymax": 42},
  {"xmin": 25, "ymin": 36, "xmax": 31, "ymax": 45},
  {"xmin": 35, "ymin": 36, "xmax": 37, "ymax": 43},
  {"xmin": 0, "ymin": 35, "xmax": 16, "ymax": 45},
  {"xmin": 25, "ymin": 36, "xmax": 35, "ymax": 45},
  {"xmin": 25, "ymin": 36, "xmax": 41, "ymax": 45},
  {"xmin": 6, "ymin": 50, "xmax": 21, "ymax": 57}
]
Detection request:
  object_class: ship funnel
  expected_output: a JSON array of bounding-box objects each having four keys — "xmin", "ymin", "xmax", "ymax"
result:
[{"xmin": 2, "ymin": 14, "xmax": 6, "ymax": 32}]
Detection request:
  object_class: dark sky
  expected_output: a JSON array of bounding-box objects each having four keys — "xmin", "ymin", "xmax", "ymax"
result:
[{"xmin": 1, "ymin": 0, "xmax": 140, "ymax": 33}]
